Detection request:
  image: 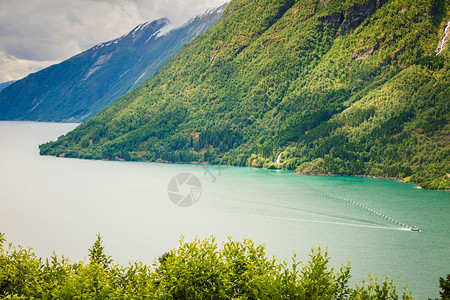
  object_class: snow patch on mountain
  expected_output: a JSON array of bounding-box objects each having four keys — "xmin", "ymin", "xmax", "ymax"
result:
[
  {"xmin": 92, "ymin": 38, "xmax": 119, "ymax": 51},
  {"xmin": 83, "ymin": 53, "xmax": 113, "ymax": 80},
  {"xmin": 131, "ymin": 21, "xmax": 151, "ymax": 38},
  {"xmin": 155, "ymin": 3, "xmax": 228, "ymax": 39},
  {"xmin": 29, "ymin": 98, "xmax": 43, "ymax": 112},
  {"xmin": 134, "ymin": 71, "xmax": 147, "ymax": 86},
  {"xmin": 156, "ymin": 24, "xmax": 176, "ymax": 38},
  {"xmin": 145, "ymin": 29, "xmax": 163, "ymax": 44}
]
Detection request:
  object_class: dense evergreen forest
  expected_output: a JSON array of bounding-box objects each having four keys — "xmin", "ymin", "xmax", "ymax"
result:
[
  {"xmin": 3, "ymin": 232, "xmax": 449, "ymax": 299},
  {"xmin": 40, "ymin": 0, "xmax": 450, "ymax": 190}
]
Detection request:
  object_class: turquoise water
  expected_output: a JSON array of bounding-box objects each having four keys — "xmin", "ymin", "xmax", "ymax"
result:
[{"xmin": 0, "ymin": 121, "xmax": 449, "ymax": 298}]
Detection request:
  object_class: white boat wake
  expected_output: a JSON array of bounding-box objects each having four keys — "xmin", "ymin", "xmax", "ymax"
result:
[
  {"xmin": 208, "ymin": 208, "xmax": 408, "ymax": 232},
  {"xmin": 294, "ymin": 177, "xmax": 412, "ymax": 229}
]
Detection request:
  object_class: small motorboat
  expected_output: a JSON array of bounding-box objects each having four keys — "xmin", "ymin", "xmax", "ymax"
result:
[{"xmin": 410, "ymin": 226, "xmax": 420, "ymax": 232}]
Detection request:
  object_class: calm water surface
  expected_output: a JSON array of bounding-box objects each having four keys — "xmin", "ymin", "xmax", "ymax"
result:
[{"xmin": 0, "ymin": 121, "xmax": 449, "ymax": 298}]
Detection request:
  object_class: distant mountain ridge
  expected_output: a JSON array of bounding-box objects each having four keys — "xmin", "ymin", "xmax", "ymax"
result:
[
  {"xmin": 41, "ymin": 0, "xmax": 449, "ymax": 190},
  {"xmin": 0, "ymin": 81, "xmax": 15, "ymax": 92},
  {"xmin": 0, "ymin": 4, "xmax": 226, "ymax": 122}
]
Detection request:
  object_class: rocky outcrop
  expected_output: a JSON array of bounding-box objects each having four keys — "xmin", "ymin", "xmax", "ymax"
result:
[
  {"xmin": 320, "ymin": 0, "xmax": 387, "ymax": 31},
  {"xmin": 437, "ymin": 20, "xmax": 450, "ymax": 55}
]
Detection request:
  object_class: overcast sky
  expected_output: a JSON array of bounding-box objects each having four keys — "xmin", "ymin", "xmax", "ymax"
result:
[{"xmin": 0, "ymin": 0, "xmax": 228, "ymax": 82}]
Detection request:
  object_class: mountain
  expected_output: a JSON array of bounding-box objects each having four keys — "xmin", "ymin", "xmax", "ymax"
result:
[
  {"xmin": 40, "ymin": 0, "xmax": 450, "ymax": 190},
  {"xmin": 0, "ymin": 4, "xmax": 226, "ymax": 122},
  {"xmin": 0, "ymin": 81, "xmax": 15, "ymax": 92}
]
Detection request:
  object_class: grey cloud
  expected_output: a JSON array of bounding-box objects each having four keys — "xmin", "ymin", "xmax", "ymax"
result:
[
  {"xmin": 0, "ymin": 0, "xmax": 227, "ymax": 82},
  {"xmin": 0, "ymin": 50, "xmax": 60, "ymax": 82}
]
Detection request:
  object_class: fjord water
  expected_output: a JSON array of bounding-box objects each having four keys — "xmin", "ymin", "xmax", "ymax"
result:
[{"xmin": 0, "ymin": 122, "xmax": 449, "ymax": 298}]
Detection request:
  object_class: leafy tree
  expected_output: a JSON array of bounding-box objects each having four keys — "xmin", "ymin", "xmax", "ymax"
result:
[
  {"xmin": 88, "ymin": 233, "xmax": 112, "ymax": 269},
  {"xmin": 439, "ymin": 274, "xmax": 450, "ymax": 300},
  {"xmin": 0, "ymin": 232, "xmax": 419, "ymax": 299}
]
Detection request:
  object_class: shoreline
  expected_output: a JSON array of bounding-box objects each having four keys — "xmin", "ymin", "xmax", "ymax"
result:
[
  {"xmin": 43, "ymin": 151, "xmax": 450, "ymax": 191},
  {"xmin": 295, "ymin": 171, "xmax": 406, "ymax": 183},
  {"xmin": 294, "ymin": 171, "xmax": 414, "ymax": 186},
  {"xmin": 293, "ymin": 171, "xmax": 449, "ymax": 191}
]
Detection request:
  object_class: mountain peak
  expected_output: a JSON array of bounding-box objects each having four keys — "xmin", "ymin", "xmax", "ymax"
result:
[
  {"xmin": 90, "ymin": 18, "xmax": 171, "ymax": 52},
  {"xmin": 0, "ymin": 5, "xmax": 225, "ymax": 122}
]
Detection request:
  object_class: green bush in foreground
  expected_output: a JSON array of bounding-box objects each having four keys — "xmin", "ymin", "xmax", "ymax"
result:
[{"xmin": 0, "ymin": 232, "xmax": 434, "ymax": 299}]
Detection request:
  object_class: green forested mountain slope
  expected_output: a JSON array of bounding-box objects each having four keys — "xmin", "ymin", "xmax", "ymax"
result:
[{"xmin": 41, "ymin": 0, "xmax": 450, "ymax": 190}]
